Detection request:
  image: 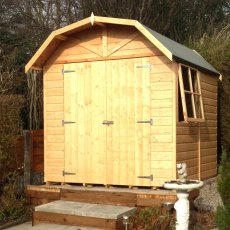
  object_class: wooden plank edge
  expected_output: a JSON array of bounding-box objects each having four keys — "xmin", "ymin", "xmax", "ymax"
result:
[{"xmin": 33, "ymin": 211, "xmax": 122, "ymax": 229}]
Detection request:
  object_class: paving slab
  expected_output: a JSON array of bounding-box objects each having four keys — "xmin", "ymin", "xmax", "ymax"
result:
[
  {"xmin": 6, "ymin": 221, "xmax": 101, "ymax": 230},
  {"xmin": 35, "ymin": 200, "xmax": 136, "ymax": 219}
]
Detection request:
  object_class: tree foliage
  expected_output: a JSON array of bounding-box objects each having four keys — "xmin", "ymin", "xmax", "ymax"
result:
[
  {"xmin": 0, "ymin": 95, "xmax": 24, "ymax": 170},
  {"xmin": 189, "ymin": 25, "xmax": 230, "ymax": 152}
]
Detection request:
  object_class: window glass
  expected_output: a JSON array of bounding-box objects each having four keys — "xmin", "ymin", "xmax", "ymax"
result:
[
  {"xmin": 191, "ymin": 70, "xmax": 199, "ymax": 93},
  {"xmin": 178, "ymin": 82, "xmax": 184, "ymax": 122},
  {"xmin": 181, "ymin": 66, "xmax": 190, "ymax": 91},
  {"xmin": 194, "ymin": 94, "xmax": 202, "ymax": 118},
  {"xmin": 185, "ymin": 93, "xmax": 194, "ymax": 117}
]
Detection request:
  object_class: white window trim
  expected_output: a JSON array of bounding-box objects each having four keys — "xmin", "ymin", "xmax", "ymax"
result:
[{"xmin": 178, "ymin": 64, "xmax": 205, "ymax": 122}]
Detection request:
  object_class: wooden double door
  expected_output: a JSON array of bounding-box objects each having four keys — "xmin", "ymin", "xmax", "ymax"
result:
[{"xmin": 63, "ymin": 57, "xmax": 152, "ymax": 186}]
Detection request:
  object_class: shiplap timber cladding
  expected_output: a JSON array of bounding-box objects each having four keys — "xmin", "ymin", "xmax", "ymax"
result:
[
  {"xmin": 44, "ymin": 64, "xmax": 64, "ymax": 182},
  {"xmin": 26, "ymin": 16, "xmax": 220, "ymax": 187},
  {"xmin": 200, "ymin": 73, "xmax": 218, "ymax": 179},
  {"xmin": 176, "ymin": 72, "xmax": 218, "ymax": 180}
]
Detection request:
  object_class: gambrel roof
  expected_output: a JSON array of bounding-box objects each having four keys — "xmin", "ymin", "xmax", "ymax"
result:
[{"xmin": 25, "ymin": 15, "xmax": 220, "ymax": 76}]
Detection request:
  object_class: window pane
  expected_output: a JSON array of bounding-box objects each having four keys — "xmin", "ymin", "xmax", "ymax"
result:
[
  {"xmin": 178, "ymin": 82, "xmax": 184, "ymax": 121},
  {"xmin": 194, "ymin": 95, "xmax": 202, "ymax": 118},
  {"xmin": 185, "ymin": 93, "xmax": 194, "ymax": 117},
  {"xmin": 191, "ymin": 70, "xmax": 199, "ymax": 93},
  {"xmin": 182, "ymin": 66, "xmax": 190, "ymax": 91}
]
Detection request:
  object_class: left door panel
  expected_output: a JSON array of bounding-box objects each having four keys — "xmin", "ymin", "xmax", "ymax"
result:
[{"xmin": 64, "ymin": 62, "xmax": 106, "ymax": 184}]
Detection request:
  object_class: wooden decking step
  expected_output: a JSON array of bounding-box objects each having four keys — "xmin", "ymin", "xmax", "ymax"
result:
[{"xmin": 33, "ymin": 200, "xmax": 136, "ymax": 229}]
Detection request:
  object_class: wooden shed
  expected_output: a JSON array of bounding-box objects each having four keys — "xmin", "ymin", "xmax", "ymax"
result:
[{"xmin": 25, "ymin": 15, "xmax": 220, "ymax": 187}]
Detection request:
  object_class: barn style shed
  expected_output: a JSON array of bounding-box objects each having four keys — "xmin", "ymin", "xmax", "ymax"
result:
[{"xmin": 25, "ymin": 15, "xmax": 220, "ymax": 187}]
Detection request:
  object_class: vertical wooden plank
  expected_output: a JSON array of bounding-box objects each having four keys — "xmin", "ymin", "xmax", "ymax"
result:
[
  {"xmin": 106, "ymin": 60, "xmax": 118, "ymax": 185},
  {"xmin": 64, "ymin": 63, "xmax": 79, "ymax": 182},
  {"xmin": 134, "ymin": 59, "xmax": 143, "ymax": 185},
  {"xmin": 172, "ymin": 63, "xmax": 178, "ymax": 180},
  {"xmin": 134, "ymin": 58, "xmax": 151, "ymax": 186},
  {"xmin": 105, "ymin": 60, "xmax": 112, "ymax": 185},
  {"xmin": 23, "ymin": 130, "xmax": 32, "ymax": 186},
  {"xmin": 89, "ymin": 61, "xmax": 106, "ymax": 184},
  {"xmin": 84, "ymin": 63, "xmax": 92, "ymax": 183},
  {"xmin": 141, "ymin": 58, "xmax": 151, "ymax": 186},
  {"xmin": 126, "ymin": 59, "xmax": 135, "ymax": 186},
  {"xmin": 120, "ymin": 59, "xmax": 128, "ymax": 185},
  {"xmin": 76, "ymin": 63, "xmax": 87, "ymax": 182},
  {"xmin": 43, "ymin": 68, "xmax": 47, "ymax": 182}
]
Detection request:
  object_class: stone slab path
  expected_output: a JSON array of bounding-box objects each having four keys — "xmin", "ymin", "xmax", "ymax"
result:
[{"xmin": 6, "ymin": 221, "xmax": 100, "ymax": 230}]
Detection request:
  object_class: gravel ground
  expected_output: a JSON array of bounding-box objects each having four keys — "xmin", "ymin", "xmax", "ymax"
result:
[{"xmin": 194, "ymin": 176, "xmax": 223, "ymax": 212}]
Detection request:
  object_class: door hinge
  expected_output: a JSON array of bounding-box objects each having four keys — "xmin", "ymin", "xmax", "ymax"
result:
[
  {"xmin": 62, "ymin": 170, "xmax": 76, "ymax": 176},
  {"xmin": 137, "ymin": 119, "xmax": 153, "ymax": 125},
  {"xmin": 62, "ymin": 69, "xmax": 76, "ymax": 75},
  {"xmin": 137, "ymin": 175, "xmax": 153, "ymax": 181},
  {"xmin": 62, "ymin": 120, "xmax": 76, "ymax": 126},
  {"xmin": 136, "ymin": 64, "xmax": 153, "ymax": 70}
]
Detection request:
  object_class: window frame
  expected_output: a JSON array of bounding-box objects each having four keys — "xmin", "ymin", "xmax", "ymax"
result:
[{"xmin": 178, "ymin": 64, "xmax": 205, "ymax": 122}]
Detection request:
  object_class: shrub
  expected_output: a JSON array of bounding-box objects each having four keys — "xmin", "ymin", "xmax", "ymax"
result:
[
  {"xmin": 216, "ymin": 150, "xmax": 230, "ymax": 229},
  {"xmin": 129, "ymin": 207, "xmax": 175, "ymax": 230},
  {"xmin": 0, "ymin": 94, "xmax": 25, "ymax": 222},
  {"xmin": 0, "ymin": 172, "xmax": 25, "ymax": 221},
  {"xmin": 216, "ymin": 203, "xmax": 230, "ymax": 230},
  {"xmin": 217, "ymin": 150, "xmax": 230, "ymax": 205},
  {"xmin": 0, "ymin": 95, "xmax": 24, "ymax": 176}
]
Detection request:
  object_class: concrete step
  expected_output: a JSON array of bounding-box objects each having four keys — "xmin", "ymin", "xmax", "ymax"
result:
[{"xmin": 33, "ymin": 200, "xmax": 136, "ymax": 229}]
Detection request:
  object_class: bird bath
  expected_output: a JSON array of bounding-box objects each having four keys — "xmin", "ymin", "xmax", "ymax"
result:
[{"xmin": 164, "ymin": 163, "xmax": 203, "ymax": 230}]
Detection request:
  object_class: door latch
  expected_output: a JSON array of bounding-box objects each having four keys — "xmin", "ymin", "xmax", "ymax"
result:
[
  {"xmin": 136, "ymin": 64, "xmax": 153, "ymax": 70},
  {"xmin": 102, "ymin": 120, "xmax": 114, "ymax": 126},
  {"xmin": 62, "ymin": 69, "xmax": 75, "ymax": 75},
  {"xmin": 62, "ymin": 120, "xmax": 76, "ymax": 126},
  {"xmin": 62, "ymin": 170, "xmax": 76, "ymax": 176},
  {"xmin": 137, "ymin": 175, "xmax": 153, "ymax": 181}
]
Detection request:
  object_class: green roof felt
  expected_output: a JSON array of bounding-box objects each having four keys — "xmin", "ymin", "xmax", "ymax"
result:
[{"xmin": 144, "ymin": 26, "xmax": 220, "ymax": 76}]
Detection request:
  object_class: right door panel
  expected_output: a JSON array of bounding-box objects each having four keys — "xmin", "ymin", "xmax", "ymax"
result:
[{"xmin": 106, "ymin": 58, "xmax": 152, "ymax": 186}]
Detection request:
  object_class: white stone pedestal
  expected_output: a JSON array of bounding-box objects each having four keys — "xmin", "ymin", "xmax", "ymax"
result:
[
  {"xmin": 164, "ymin": 180, "xmax": 203, "ymax": 230},
  {"xmin": 174, "ymin": 190, "xmax": 189, "ymax": 230}
]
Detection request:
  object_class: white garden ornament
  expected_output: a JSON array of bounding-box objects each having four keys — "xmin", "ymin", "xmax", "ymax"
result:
[{"xmin": 164, "ymin": 163, "xmax": 203, "ymax": 230}]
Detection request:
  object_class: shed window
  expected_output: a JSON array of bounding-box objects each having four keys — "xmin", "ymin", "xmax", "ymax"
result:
[{"xmin": 178, "ymin": 64, "xmax": 204, "ymax": 122}]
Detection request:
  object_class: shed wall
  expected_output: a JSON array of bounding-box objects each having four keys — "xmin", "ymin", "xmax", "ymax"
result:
[
  {"xmin": 176, "ymin": 123, "xmax": 199, "ymax": 179},
  {"xmin": 44, "ymin": 64, "xmax": 64, "ymax": 182},
  {"xmin": 200, "ymin": 73, "xmax": 218, "ymax": 179},
  {"xmin": 150, "ymin": 59, "xmax": 177, "ymax": 185},
  {"xmin": 176, "ymin": 72, "xmax": 218, "ymax": 180}
]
